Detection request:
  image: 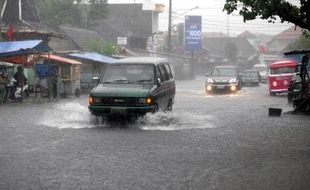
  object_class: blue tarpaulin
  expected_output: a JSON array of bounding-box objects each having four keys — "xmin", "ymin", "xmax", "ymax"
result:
[
  {"xmin": 35, "ymin": 64, "xmax": 56, "ymax": 79},
  {"xmin": 69, "ymin": 52, "xmax": 116, "ymax": 64},
  {"xmin": 0, "ymin": 40, "xmax": 51, "ymax": 57}
]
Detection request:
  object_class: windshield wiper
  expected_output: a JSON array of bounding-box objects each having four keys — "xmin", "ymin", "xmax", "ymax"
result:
[
  {"xmin": 103, "ymin": 79, "xmax": 130, "ymax": 84},
  {"xmin": 128, "ymin": 79, "xmax": 152, "ymax": 83}
]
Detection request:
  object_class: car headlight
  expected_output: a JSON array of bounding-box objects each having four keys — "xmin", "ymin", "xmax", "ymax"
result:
[
  {"xmin": 228, "ymin": 78, "xmax": 237, "ymax": 83},
  {"xmin": 206, "ymin": 78, "xmax": 214, "ymax": 83}
]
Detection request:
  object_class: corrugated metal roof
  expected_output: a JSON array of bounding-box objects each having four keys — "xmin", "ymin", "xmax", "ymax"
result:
[
  {"xmin": 0, "ymin": 40, "xmax": 51, "ymax": 57},
  {"xmin": 69, "ymin": 52, "xmax": 116, "ymax": 64}
]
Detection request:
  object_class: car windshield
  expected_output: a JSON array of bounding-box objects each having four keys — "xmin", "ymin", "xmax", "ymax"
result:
[
  {"xmin": 254, "ymin": 66, "xmax": 267, "ymax": 72},
  {"xmin": 243, "ymin": 71, "xmax": 258, "ymax": 77},
  {"xmin": 211, "ymin": 68, "xmax": 236, "ymax": 77},
  {"xmin": 101, "ymin": 64, "xmax": 154, "ymax": 84}
]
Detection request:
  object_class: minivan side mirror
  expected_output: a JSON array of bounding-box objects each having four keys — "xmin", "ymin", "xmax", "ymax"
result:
[
  {"xmin": 92, "ymin": 76, "xmax": 99, "ymax": 84},
  {"xmin": 157, "ymin": 78, "xmax": 162, "ymax": 87}
]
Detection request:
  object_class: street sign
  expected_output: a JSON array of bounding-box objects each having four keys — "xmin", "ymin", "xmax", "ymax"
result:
[
  {"xmin": 117, "ymin": 37, "xmax": 127, "ymax": 45},
  {"xmin": 185, "ymin": 15, "xmax": 202, "ymax": 51}
]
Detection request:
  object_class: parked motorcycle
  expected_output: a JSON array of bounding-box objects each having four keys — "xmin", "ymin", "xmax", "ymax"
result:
[{"xmin": 4, "ymin": 78, "xmax": 29, "ymax": 103}]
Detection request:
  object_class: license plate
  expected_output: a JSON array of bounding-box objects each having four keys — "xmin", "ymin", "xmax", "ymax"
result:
[
  {"xmin": 217, "ymin": 85, "xmax": 225, "ymax": 89},
  {"xmin": 111, "ymin": 108, "xmax": 127, "ymax": 114}
]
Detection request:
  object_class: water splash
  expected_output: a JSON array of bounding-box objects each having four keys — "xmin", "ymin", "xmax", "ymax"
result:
[
  {"xmin": 39, "ymin": 101, "xmax": 216, "ymax": 131},
  {"xmin": 137, "ymin": 111, "xmax": 216, "ymax": 131},
  {"xmin": 39, "ymin": 101, "xmax": 95, "ymax": 129}
]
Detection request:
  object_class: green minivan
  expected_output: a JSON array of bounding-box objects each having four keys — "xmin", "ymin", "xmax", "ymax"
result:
[{"xmin": 88, "ymin": 57, "xmax": 176, "ymax": 117}]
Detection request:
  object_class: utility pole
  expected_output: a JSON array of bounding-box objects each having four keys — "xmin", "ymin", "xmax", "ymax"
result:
[{"xmin": 167, "ymin": 0, "xmax": 172, "ymax": 53}]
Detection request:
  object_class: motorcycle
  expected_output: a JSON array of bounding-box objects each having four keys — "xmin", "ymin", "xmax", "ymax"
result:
[{"xmin": 4, "ymin": 78, "xmax": 29, "ymax": 102}]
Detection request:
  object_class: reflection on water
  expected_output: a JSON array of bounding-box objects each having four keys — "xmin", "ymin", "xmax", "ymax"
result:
[{"xmin": 39, "ymin": 101, "xmax": 216, "ymax": 131}]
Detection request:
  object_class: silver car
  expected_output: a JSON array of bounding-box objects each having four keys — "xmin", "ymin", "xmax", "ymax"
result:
[{"xmin": 205, "ymin": 65, "xmax": 242, "ymax": 94}]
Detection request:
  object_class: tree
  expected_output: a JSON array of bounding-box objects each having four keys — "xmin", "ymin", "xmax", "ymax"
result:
[
  {"xmin": 223, "ymin": 0, "xmax": 310, "ymax": 31},
  {"xmin": 36, "ymin": 0, "xmax": 108, "ymax": 28},
  {"xmin": 88, "ymin": 36, "xmax": 118, "ymax": 56},
  {"xmin": 287, "ymin": 35, "xmax": 310, "ymax": 49}
]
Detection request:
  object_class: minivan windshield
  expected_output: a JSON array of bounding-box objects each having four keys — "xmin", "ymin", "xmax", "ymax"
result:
[
  {"xmin": 101, "ymin": 64, "xmax": 155, "ymax": 84},
  {"xmin": 269, "ymin": 66, "xmax": 297, "ymax": 75},
  {"xmin": 211, "ymin": 68, "xmax": 236, "ymax": 77}
]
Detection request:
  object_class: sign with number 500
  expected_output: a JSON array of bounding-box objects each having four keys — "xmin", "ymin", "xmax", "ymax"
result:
[{"xmin": 185, "ymin": 15, "xmax": 202, "ymax": 51}]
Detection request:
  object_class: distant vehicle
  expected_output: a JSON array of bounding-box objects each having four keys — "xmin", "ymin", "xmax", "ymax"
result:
[
  {"xmin": 253, "ymin": 64, "xmax": 268, "ymax": 83},
  {"xmin": 205, "ymin": 65, "xmax": 242, "ymax": 94},
  {"xmin": 268, "ymin": 60, "xmax": 298, "ymax": 96},
  {"xmin": 242, "ymin": 69, "xmax": 260, "ymax": 86},
  {"xmin": 88, "ymin": 57, "xmax": 176, "ymax": 118}
]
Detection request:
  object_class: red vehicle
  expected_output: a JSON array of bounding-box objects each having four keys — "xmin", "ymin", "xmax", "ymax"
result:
[{"xmin": 268, "ymin": 59, "xmax": 298, "ymax": 95}]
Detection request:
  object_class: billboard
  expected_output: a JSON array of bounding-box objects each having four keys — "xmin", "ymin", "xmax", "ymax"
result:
[{"xmin": 185, "ymin": 15, "xmax": 202, "ymax": 51}]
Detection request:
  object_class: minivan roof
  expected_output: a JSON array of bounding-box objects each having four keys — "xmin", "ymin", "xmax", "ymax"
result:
[
  {"xmin": 112, "ymin": 57, "xmax": 168, "ymax": 65},
  {"xmin": 270, "ymin": 60, "xmax": 297, "ymax": 69}
]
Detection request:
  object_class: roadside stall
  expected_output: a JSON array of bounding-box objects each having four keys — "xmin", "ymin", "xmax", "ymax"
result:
[
  {"xmin": 40, "ymin": 54, "xmax": 82, "ymax": 98},
  {"xmin": 0, "ymin": 40, "xmax": 52, "ymax": 102},
  {"xmin": 68, "ymin": 52, "xmax": 116, "ymax": 93}
]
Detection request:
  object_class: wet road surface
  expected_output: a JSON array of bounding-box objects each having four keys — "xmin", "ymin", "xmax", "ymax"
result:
[{"xmin": 1, "ymin": 76, "xmax": 310, "ymax": 190}]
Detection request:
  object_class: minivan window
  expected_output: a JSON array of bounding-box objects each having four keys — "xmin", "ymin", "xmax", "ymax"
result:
[
  {"xmin": 101, "ymin": 64, "xmax": 154, "ymax": 83},
  {"xmin": 164, "ymin": 63, "xmax": 173, "ymax": 79},
  {"xmin": 159, "ymin": 65, "xmax": 169, "ymax": 82}
]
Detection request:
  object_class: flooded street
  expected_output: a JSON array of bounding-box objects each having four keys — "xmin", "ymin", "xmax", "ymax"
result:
[{"xmin": 1, "ymin": 76, "xmax": 310, "ymax": 190}]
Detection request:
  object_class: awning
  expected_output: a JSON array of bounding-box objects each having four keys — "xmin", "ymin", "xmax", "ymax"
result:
[
  {"xmin": 68, "ymin": 52, "xmax": 116, "ymax": 64},
  {"xmin": 0, "ymin": 40, "xmax": 51, "ymax": 57},
  {"xmin": 0, "ymin": 62, "xmax": 14, "ymax": 68},
  {"xmin": 41, "ymin": 54, "xmax": 82, "ymax": 65}
]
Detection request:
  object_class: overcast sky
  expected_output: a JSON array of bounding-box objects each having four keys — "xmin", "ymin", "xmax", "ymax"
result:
[{"xmin": 109, "ymin": 0, "xmax": 294, "ymax": 36}]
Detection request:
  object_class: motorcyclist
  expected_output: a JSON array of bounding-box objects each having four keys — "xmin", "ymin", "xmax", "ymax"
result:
[
  {"xmin": 6, "ymin": 66, "xmax": 29, "ymax": 100},
  {"xmin": 13, "ymin": 66, "xmax": 27, "ymax": 85}
]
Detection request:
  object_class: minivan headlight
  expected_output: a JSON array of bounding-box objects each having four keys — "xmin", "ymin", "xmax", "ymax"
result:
[
  {"xmin": 228, "ymin": 78, "xmax": 237, "ymax": 83},
  {"xmin": 89, "ymin": 96, "xmax": 100, "ymax": 104},
  {"xmin": 138, "ymin": 97, "xmax": 154, "ymax": 105}
]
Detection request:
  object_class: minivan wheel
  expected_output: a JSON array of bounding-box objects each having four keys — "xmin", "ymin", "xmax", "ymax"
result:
[
  {"xmin": 166, "ymin": 99, "xmax": 173, "ymax": 112},
  {"xmin": 152, "ymin": 104, "xmax": 158, "ymax": 113}
]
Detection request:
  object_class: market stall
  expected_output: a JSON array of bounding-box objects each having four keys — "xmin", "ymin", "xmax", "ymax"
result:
[
  {"xmin": 40, "ymin": 54, "xmax": 82, "ymax": 98},
  {"xmin": 0, "ymin": 40, "xmax": 52, "ymax": 102}
]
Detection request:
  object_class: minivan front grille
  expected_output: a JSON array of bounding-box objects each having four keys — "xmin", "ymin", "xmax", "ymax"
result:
[{"xmin": 101, "ymin": 97, "xmax": 137, "ymax": 105}]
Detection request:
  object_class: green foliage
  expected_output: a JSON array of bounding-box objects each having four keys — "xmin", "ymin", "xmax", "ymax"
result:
[
  {"xmin": 36, "ymin": 0, "xmax": 108, "ymax": 28},
  {"xmin": 287, "ymin": 32, "xmax": 310, "ymax": 50},
  {"xmin": 102, "ymin": 42, "xmax": 118, "ymax": 56},
  {"xmin": 88, "ymin": 36, "xmax": 103, "ymax": 53},
  {"xmin": 88, "ymin": 37, "xmax": 118, "ymax": 56},
  {"xmin": 223, "ymin": 0, "xmax": 310, "ymax": 31}
]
